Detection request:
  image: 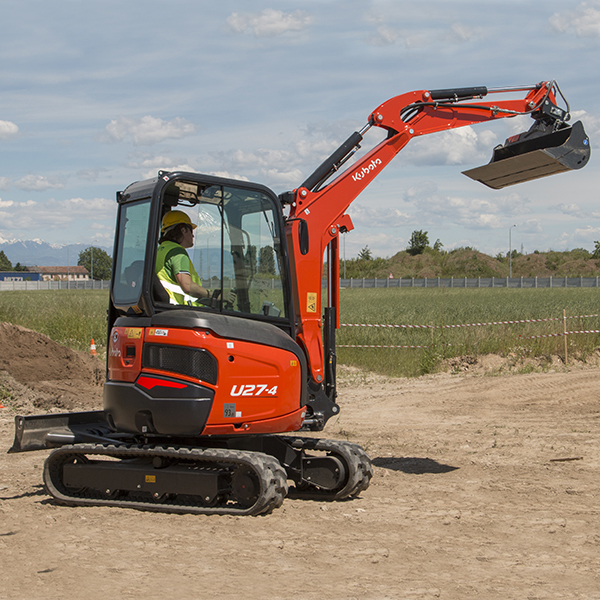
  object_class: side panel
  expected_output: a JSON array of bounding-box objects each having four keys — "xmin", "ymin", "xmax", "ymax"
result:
[{"xmin": 106, "ymin": 317, "xmax": 306, "ymax": 435}]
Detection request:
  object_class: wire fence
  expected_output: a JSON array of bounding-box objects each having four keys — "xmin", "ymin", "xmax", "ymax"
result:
[
  {"xmin": 0, "ymin": 280, "xmax": 111, "ymax": 291},
  {"xmin": 3, "ymin": 276, "xmax": 600, "ymax": 291},
  {"xmin": 340, "ymin": 276, "xmax": 600, "ymax": 289}
]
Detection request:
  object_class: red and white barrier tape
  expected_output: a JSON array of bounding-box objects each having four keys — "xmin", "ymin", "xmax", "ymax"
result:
[
  {"xmin": 341, "ymin": 314, "xmax": 600, "ymax": 330},
  {"xmin": 338, "ymin": 329, "xmax": 600, "ymax": 347},
  {"xmin": 337, "ymin": 344, "xmax": 433, "ymax": 349},
  {"xmin": 519, "ymin": 329, "xmax": 600, "ymax": 340}
]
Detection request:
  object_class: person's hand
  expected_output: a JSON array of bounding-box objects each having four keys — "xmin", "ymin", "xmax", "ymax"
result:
[{"xmin": 225, "ymin": 289, "xmax": 237, "ymax": 309}]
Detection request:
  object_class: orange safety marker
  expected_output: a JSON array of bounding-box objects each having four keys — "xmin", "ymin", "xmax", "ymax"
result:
[{"xmin": 90, "ymin": 339, "xmax": 97, "ymax": 356}]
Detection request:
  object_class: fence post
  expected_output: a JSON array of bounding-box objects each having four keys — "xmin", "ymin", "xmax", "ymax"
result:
[
  {"xmin": 563, "ymin": 309, "xmax": 568, "ymax": 365},
  {"xmin": 550, "ymin": 276, "xmax": 552, "ymax": 288},
  {"xmin": 520, "ymin": 276, "xmax": 523, "ymax": 288},
  {"xmin": 438, "ymin": 277, "xmax": 440, "ymax": 288},
  {"xmin": 362, "ymin": 278, "xmax": 365, "ymax": 288},
  {"xmin": 451, "ymin": 277, "xmax": 453, "ymax": 288},
  {"xmin": 535, "ymin": 276, "xmax": 538, "ymax": 288}
]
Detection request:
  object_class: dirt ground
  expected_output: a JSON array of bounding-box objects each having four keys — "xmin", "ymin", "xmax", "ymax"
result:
[{"xmin": 2, "ymin": 323, "xmax": 600, "ymax": 600}]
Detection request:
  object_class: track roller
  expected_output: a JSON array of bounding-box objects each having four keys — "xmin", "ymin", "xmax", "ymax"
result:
[{"xmin": 43, "ymin": 444, "xmax": 288, "ymax": 516}]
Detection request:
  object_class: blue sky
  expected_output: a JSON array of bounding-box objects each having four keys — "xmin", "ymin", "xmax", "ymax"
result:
[{"xmin": 0, "ymin": 0, "xmax": 599, "ymax": 258}]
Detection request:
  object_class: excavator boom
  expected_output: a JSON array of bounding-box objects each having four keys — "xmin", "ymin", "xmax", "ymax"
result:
[{"xmin": 284, "ymin": 81, "xmax": 590, "ymax": 391}]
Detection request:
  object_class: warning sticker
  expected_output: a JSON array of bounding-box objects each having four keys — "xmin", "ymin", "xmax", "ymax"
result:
[
  {"xmin": 306, "ymin": 292, "xmax": 317, "ymax": 313},
  {"xmin": 149, "ymin": 328, "xmax": 168, "ymax": 337},
  {"xmin": 126, "ymin": 328, "xmax": 143, "ymax": 339}
]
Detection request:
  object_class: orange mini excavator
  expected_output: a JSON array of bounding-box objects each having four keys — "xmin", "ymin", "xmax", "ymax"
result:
[{"xmin": 10, "ymin": 81, "xmax": 590, "ymax": 515}]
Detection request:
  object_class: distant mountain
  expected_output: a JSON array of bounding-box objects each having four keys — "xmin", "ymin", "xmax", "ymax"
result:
[{"xmin": 0, "ymin": 239, "xmax": 112, "ymax": 268}]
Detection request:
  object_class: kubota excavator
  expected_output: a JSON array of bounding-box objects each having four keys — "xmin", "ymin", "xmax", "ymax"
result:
[{"xmin": 10, "ymin": 81, "xmax": 590, "ymax": 515}]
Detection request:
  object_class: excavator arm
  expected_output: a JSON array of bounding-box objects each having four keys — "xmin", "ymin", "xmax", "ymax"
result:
[{"xmin": 284, "ymin": 81, "xmax": 590, "ymax": 397}]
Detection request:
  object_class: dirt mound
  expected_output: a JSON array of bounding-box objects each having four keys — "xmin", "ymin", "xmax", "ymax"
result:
[{"xmin": 0, "ymin": 322, "xmax": 103, "ymax": 412}]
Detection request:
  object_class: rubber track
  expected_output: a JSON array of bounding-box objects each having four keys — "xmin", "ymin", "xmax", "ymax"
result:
[
  {"xmin": 43, "ymin": 444, "xmax": 288, "ymax": 516},
  {"xmin": 281, "ymin": 437, "xmax": 373, "ymax": 501}
]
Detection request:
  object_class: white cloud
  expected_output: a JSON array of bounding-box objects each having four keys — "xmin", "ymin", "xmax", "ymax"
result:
[
  {"xmin": 0, "ymin": 197, "xmax": 116, "ymax": 232},
  {"xmin": 102, "ymin": 116, "xmax": 196, "ymax": 146},
  {"xmin": 520, "ymin": 220, "xmax": 543, "ymax": 234},
  {"xmin": 0, "ymin": 199, "xmax": 14, "ymax": 208},
  {"xmin": 343, "ymin": 230, "xmax": 403, "ymax": 259},
  {"xmin": 550, "ymin": 2, "xmax": 600, "ymax": 37},
  {"xmin": 206, "ymin": 171, "xmax": 250, "ymax": 182},
  {"xmin": 14, "ymin": 175, "xmax": 66, "ymax": 191},
  {"xmin": 403, "ymin": 126, "xmax": 498, "ymax": 166},
  {"xmin": 553, "ymin": 202, "xmax": 585, "ymax": 218},
  {"xmin": 574, "ymin": 225, "xmax": 600, "ymax": 240},
  {"xmin": 365, "ymin": 20, "xmax": 480, "ymax": 48},
  {"xmin": 76, "ymin": 168, "xmax": 107, "ymax": 182},
  {"xmin": 0, "ymin": 120, "xmax": 19, "ymax": 140},
  {"xmin": 0, "ymin": 177, "xmax": 11, "ymax": 191},
  {"xmin": 366, "ymin": 26, "xmax": 400, "ymax": 46},
  {"xmin": 210, "ymin": 141, "xmax": 329, "ymax": 189},
  {"xmin": 570, "ymin": 110, "xmax": 600, "ymax": 138},
  {"xmin": 227, "ymin": 9, "xmax": 313, "ymax": 37},
  {"xmin": 404, "ymin": 182, "xmax": 530, "ymax": 229},
  {"xmin": 347, "ymin": 203, "xmax": 410, "ymax": 228},
  {"xmin": 449, "ymin": 23, "xmax": 475, "ymax": 42},
  {"xmin": 127, "ymin": 153, "xmax": 198, "ymax": 179}
]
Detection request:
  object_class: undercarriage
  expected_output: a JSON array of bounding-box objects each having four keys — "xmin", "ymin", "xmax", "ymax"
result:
[{"xmin": 11, "ymin": 412, "xmax": 373, "ymax": 516}]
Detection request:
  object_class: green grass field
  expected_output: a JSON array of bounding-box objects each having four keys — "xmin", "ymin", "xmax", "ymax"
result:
[
  {"xmin": 0, "ymin": 288, "xmax": 598, "ymax": 377},
  {"xmin": 0, "ymin": 290, "xmax": 109, "ymax": 353},
  {"xmin": 337, "ymin": 287, "xmax": 600, "ymax": 377}
]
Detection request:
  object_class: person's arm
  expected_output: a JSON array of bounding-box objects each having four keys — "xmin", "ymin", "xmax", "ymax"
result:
[{"xmin": 176, "ymin": 272, "xmax": 209, "ymax": 299}]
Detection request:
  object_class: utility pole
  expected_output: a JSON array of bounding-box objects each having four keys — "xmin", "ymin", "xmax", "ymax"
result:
[{"xmin": 509, "ymin": 224, "xmax": 517, "ymax": 278}]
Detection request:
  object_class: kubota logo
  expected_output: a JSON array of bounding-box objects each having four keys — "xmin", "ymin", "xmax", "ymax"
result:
[{"xmin": 352, "ymin": 158, "xmax": 382, "ymax": 182}]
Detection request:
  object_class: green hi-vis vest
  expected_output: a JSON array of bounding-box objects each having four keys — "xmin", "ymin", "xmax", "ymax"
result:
[{"xmin": 155, "ymin": 240, "xmax": 204, "ymax": 306}]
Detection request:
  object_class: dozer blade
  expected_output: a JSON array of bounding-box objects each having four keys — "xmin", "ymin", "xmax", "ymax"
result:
[{"xmin": 463, "ymin": 120, "xmax": 590, "ymax": 189}]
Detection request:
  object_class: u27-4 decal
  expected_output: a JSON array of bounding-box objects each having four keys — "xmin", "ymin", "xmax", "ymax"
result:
[{"xmin": 230, "ymin": 384, "xmax": 278, "ymax": 397}]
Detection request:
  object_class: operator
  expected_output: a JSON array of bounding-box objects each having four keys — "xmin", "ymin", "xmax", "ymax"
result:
[{"xmin": 155, "ymin": 210, "xmax": 210, "ymax": 305}]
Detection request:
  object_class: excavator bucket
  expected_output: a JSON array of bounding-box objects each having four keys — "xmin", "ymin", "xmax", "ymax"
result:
[{"xmin": 463, "ymin": 120, "xmax": 590, "ymax": 189}]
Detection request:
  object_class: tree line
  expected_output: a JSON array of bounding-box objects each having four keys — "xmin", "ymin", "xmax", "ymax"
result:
[{"xmin": 343, "ymin": 231, "xmax": 600, "ymax": 279}]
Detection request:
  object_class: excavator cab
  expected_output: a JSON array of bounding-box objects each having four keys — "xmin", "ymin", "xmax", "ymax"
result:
[{"xmin": 111, "ymin": 172, "xmax": 292, "ymax": 324}]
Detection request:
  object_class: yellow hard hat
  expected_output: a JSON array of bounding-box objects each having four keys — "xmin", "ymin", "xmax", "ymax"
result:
[{"xmin": 161, "ymin": 210, "xmax": 197, "ymax": 233}]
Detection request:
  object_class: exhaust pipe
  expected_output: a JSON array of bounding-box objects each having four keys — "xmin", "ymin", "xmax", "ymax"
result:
[{"xmin": 463, "ymin": 120, "xmax": 590, "ymax": 189}]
